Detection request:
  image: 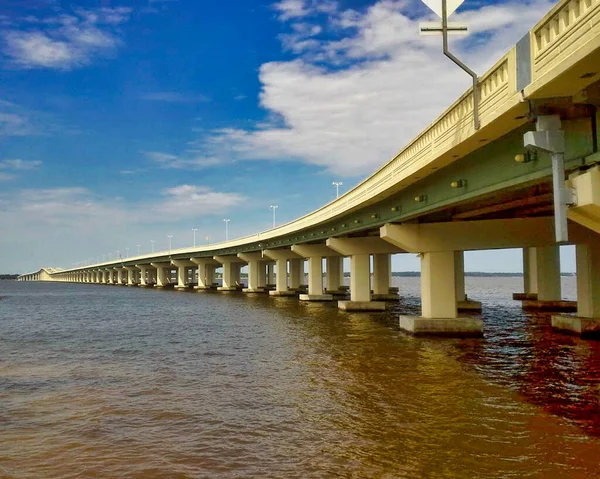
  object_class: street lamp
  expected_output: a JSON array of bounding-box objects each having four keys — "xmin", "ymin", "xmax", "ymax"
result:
[
  {"xmin": 167, "ymin": 235, "xmax": 173, "ymax": 254},
  {"xmin": 332, "ymin": 181, "xmax": 343, "ymax": 198},
  {"xmin": 206, "ymin": 235, "xmax": 210, "ymax": 245},
  {"xmin": 223, "ymin": 218, "xmax": 230, "ymax": 241},
  {"xmin": 136, "ymin": 244, "xmax": 141, "ymax": 255},
  {"xmin": 150, "ymin": 240, "xmax": 155, "ymax": 253},
  {"xmin": 270, "ymin": 204, "xmax": 279, "ymax": 228},
  {"xmin": 192, "ymin": 228, "xmax": 198, "ymax": 247},
  {"xmin": 125, "ymin": 248, "xmax": 129, "ymax": 258}
]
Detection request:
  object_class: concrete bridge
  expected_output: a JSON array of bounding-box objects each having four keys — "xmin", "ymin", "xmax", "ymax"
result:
[{"xmin": 19, "ymin": 0, "xmax": 600, "ymax": 338}]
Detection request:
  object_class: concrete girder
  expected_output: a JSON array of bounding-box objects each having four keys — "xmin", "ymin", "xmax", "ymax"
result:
[
  {"xmin": 171, "ymin": 259, "xmax": 196, "ymax": 267},
  {"xmin": 380, "ymin": 217, "xmax": 599, "ymax": 253},
  {"xmin": 567, "ymin": 166, "xmax": 600, "ymax": 235},
  {"xmin": 325, "ymin": 237, "xmax": 403, "ymax": 256},
  {"xmin": 262, "ymin": 249, "xmax": 302, "ymax": 261},
  {"xmin": 291, "ymin": 244, "xmax": 341, "ymax": 258},
  {"xmin": 213, "ymin": 255, "xmax": 246, "ymax": 264}
]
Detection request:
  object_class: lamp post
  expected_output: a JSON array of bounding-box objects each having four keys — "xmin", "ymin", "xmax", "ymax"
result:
[
  {"xmin": 167, "ymin": 235, "xmax": 173, "ymax": 255},
  {"xmin": 192, "ymin": 228, "xmax": 198, "ymax": 247},
  {"xmin": 223, "ymin": 218, "xmax": 230, "ymax": 241},
  {"xmin": 136, "ymin": 244, "xmax": 141, "ymax": 255},
  {"xmin": 150, "ymin": 240, "xmax": 155, "ymax": 253},
  {"xmin": 206, "ymin": 235, "xmax": 210, "ymax": 245},
  {"xmin": 125, "ymin": 248, "xmax": 129, "ymax": 258},
  {"xmin": 332, "ymin": 181, "xmax": 343, "ymax": 198},
  {"xmin": 270, "ymin": 204, "xmax": 278, "ymax": 228}
]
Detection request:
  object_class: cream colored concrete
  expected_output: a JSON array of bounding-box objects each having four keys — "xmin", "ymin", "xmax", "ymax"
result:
[
  {"xmin": 214, "ymin": 255, "xmax": 245, "ymax": 290},
  {"xmin": 263, "ymin": 249, "xmax": 302, "ymax": 294},
  {"xmin": 575, "ymin": 242, "xmax": 600, "ymax": 318},
  {"xmin": 338, "ymin": 301, "xmax": 385, "ymax": 311},
  {"xmin": 291, "ymin": 244, "xmax": 341, "ymax": 298},
  {"xmin": 238, "ymin": 252, "xmax": 266, "ymax": 292},
  {"xmin": 567, "ymin": 166, "xmax": 600, "ymax": 235},
  {"xmin": 523, "ymin": 247, "xmax": 538, "ymax": 296},
  {"xmin": 349, "ymin": 253, "xmax": 371, "ymax": 303},
  {"xmin": 399, "ymin": 316, "xmax": 483, "ymax": 336},
  {"xmin": 289, "ymin": 259, "xmax": 304, "ymax": 290},
  {"xmin": 421, "ymin": 251, "xmax": 457, "ymax": 319},
  {"xmin": 372, "ymin": 253, "xmax": 391, "ymax": 295},
  {"xmin": 150, "ymin": 263, "xmax": 170, "ymax": 287},
  {"xmin": 325, "ymin": 256, "xmax": 343, "ymax": 291},
  {"xmin": 191, "ymin": 257, "xmax": 219, "ymax": 289},
  {"xmin": 536, "ymin": 246, "xmax": 561, "ymax": 302},
  {"xmin": 381, "ymin": 218, "xmax": 599, "ymax": 253},
  {"xmin": 116, "ymin": 268, "xmax": 124, "ymax": 285},
  {"xmin": 326, "ymin": 237, "xmax": 402, "ymax": 256},
  {"xmin": 126, "ymin": 267, "xmax": 138, "ymax": 286},
  {"xmin": 172, "ymin": 259, "xmax": 195, "ymax": 289}
]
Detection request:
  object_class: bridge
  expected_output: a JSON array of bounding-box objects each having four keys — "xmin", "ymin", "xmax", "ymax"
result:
[{"xmin": 18, "ymin": 0, "xmax": 600, "ymax": 338}]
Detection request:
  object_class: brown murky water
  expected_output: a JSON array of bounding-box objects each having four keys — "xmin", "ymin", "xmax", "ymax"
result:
[{"xmin": 1, "ymin": 277, "xmax": 600, "ymax": 478}]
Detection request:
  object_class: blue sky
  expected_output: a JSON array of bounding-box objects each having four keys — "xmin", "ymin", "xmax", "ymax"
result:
[{"xmin": 1, "ymin": 0, "xmax": 572, "ymax": 274}]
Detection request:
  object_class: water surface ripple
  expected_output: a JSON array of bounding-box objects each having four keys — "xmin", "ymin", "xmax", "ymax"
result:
[{"xmin": 1, "ymin": 277, "xmax": 599, "ymax": 478}]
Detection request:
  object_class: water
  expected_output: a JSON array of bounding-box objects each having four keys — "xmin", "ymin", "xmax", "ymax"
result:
[{"xmin": 1, "ymin": 277, "xmax": 600, "ymax": 478}]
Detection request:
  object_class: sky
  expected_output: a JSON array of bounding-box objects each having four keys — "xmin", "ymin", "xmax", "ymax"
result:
[{"xmin": 0, "ymin": 0, "xmax": 574, "ymax": 274}]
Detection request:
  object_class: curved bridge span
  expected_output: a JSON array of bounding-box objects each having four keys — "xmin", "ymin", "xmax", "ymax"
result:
[{"xmin": 19, "ymin": 0, "xmax": 600, "ymax": 338}]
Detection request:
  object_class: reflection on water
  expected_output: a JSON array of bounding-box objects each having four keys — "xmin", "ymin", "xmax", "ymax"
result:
[{"xmin": 1, "ymin": 277, "xmax": 599, "ymax": 478}]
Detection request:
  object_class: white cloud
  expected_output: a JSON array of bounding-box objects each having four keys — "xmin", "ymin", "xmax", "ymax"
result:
[
  {"xmin": 273, "ymin": 0, "xmax": 311, "ymax": 20},
  {"xmin": 183, "ymin": 0, "xmax": 557, "ymax": 177},
  {"xmin": 2, "ymin": 7, "xmax": 132, "ymax": 69},
  {"xmin": 154, "ymin": 185, "xmax": 246, "ymax": 218},
  {"xmin": 0, "ymin": 159, "xmax": 42, "ymax": 170},
  {"xmin": 145, "ymin": 150, "xmax": 222, "ymax": 169},
  {"xmin": 0, "ymin": 172, "xmax": 15, "ymax": 181}
]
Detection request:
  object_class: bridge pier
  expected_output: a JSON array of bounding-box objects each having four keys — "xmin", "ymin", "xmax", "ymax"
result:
[
  {"xmin": 238, "ymin": 252, "xmax": 267, "ymax": 293},
  {"xmin": 292, "ymin": 244, "xmax": 337, "ymax": 301},
  {"xmin": 371, "ymin": 253, "xmax": 398, "ymax": 301},
  {"xmin": 150, "ymin": 263, "xmax": 170, "ymax": 287},
  {"xmin": 172, "ymin": 260, "xmax": 195, "ymax": 289},
  {"xmin": 264, "ymin": 249, "xmax": 301, "ymax": 296},
  {"xmin": 521, "ymin": 246, "xmax": 575, "ymax": 311},
  {"xmin": 192, "ymin": 258, "xmax": 218, "ymax": 289},
  {"xmin": 214, "ymin": 256, "xmax": 244, "ymax": 291},
  {"xmin": 289, "ymin": 259, "xmax": 305, "ymax": 292},
  {"xmin": 553, "ymin": 242, "xmax": 600, "ymax": 337},
  {"xmin": 324, "ymin": 256, "xmax": 346, "ymax": 297},
  {"xmin": 455, "ymin": 251, "xmax": 482, "ymax": 311},
  {"xmin": 126, "ymin": 267, "xmax": 138, "ymax": 286}
]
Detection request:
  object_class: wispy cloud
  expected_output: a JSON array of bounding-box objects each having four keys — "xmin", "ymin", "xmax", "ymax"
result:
[
  {"xmin": 0, "ymin": 159, "xmax": 42, "ymax": 170},
  {"xmin": 2, "ymin": 7, "xmax": 132, "ymax": 70},
  {"xmin": 0, "ymin": 172, "xmax": 15, "ymax": 182},
  {"xmin": 145, "ymin": 151, "xmax": 222, "ymax": 169},
  {"xmin": 139, "ymin": 91, "xmax": 209, "ymax": 103}
]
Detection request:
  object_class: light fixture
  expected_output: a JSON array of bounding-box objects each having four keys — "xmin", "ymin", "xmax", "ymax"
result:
[
  {"xmin": 391, "ymin": 206, "xmax": 400, "ymax": 212},
  {"xmin": 371, "ymin": 213, "xmax": 379, "ymax": 219},
  {"xmin": 414, "ymin": 195, "xmax": 426, "ymax": 202},
  {"xmin": 514, "ymin": 151, "xmax": 537, "ymax": 163},
  {"xmin": 450, "ymin": 179, "xmax": 466, "ymax": 188}
]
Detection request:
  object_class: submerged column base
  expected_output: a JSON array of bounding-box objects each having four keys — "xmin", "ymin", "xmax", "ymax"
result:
[
  {"xmin": 551, "ymin": 315, "xmax": 600, "ymax": 338},
  {"xmin": 268, "ymin": 290, "xmax": 297, "ymax": 297},
  {"xmin": 299, "ymin": 294, "xmax": 333, "ymax": 302},
  {"xmin": 242, "ymin": 287, "xmax": 267, "ymax": 293},
  {"xmin": 338, "ymin": 301, "xmax": 385, "ymax": 311},
  {"xmin": 217, "ymin": 286, "xmax": 242, "ymax": 292},
  {"xmin": 399, "ymin": 316, "xmax": 484, "ymax": 337},
  {"xmin": 457, "ymin": 300, "xmax": 482, "ymax": 312},
  {"xmin": 513, "ymin": 292, "xmax": 538, "ymax": 300},
  {"xmin": 522, "ymin": 300, "xmax": 577, "ymax": 312}
]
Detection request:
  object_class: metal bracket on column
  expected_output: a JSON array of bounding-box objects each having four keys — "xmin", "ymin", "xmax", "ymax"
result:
[{"xmin": 523, "ymin": 114, "xmax": 570, "ymax": 243}]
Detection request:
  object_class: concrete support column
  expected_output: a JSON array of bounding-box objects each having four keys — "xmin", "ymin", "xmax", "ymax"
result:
[
  {"xmin": 553, "ymin": 241, "xmax": 600, "ymax": 337},
  {"xmin": 289, "ymin": 259, "xmax": 304, "ymax": 291},
  {"xmin": 214, "ymin": 256, "xmax": 244, "ymax": 291},
  {"xmin": 372, "ymin": 253, "xmax": 398, "ymax": 301},
  {"xmin": 349, "ymin": 254, "xmax": 371, "ymax": 303},
  {"xmin": 454, "ymin": 251, "xmax": 482, "ymax": 311},
  {"xmin": 264, "ymin": 250, "xmax": 302, "ymax": 297},
  {"xmin": 106, "ymin": 270, "xmax": 113, "ymax": 284},
  {"xmin": 126, "ymin": 268, "xmax": 137, "ymax": 286},
  {"xmin": 192, "ymin": 258, "xmax": 219, "ymax": 289},
  {"xmin": 275, "ymin": 259, "xmax": 288, "ymax": 293},
  {"xmin": 421, "ymin": 251, "xmax": 456, "ymax": 319},
  {"xmin": 172, "ymin": 260, "xmax": 195, "ymax": 289},
  {"xmin": 397, "ymin": 251, "xmax": 482, "ymax": 336},
  {"xmin": 116, "ymin": 268, "xmax": 123, "ymax": 285},
  {"xmin": 522, "ymin": 245, "xmax": 573, "ymax": 310},
  {"xmin": 151, "ymin": 263, "xmax": 169, "ymax": 287},
  {"xmin": 238, "ymin": 253, "xmax": 266, "ymax": 293},
  {"xmin": 326, "ymin": 256, "xmax": 343, "ymax": 291},
  {"xmin": 138, "ymin": 267, "xmax": 147, "ymax": 286},
  {"xmin": 267, "ymin": 263, "xmax": 276, "ymax": 286}
]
